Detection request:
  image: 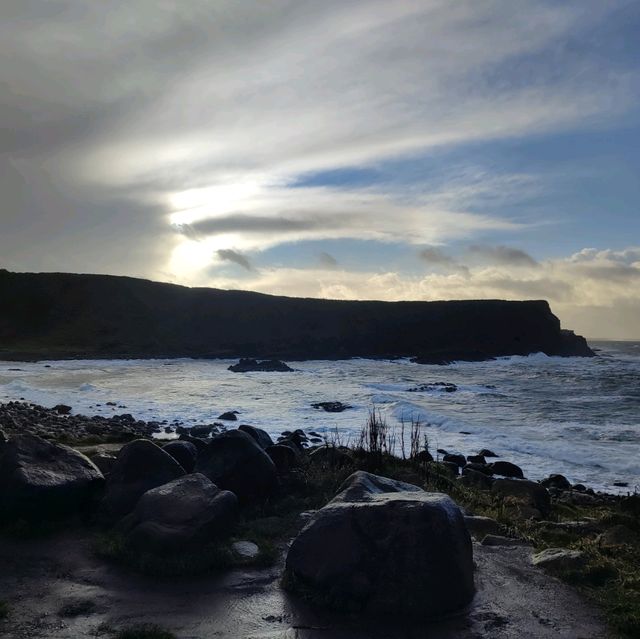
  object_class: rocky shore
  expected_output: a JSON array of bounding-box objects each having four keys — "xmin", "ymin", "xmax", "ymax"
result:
[{"xmin": 0, "ymin": 400, "xmax": 638, "ymax": 638}]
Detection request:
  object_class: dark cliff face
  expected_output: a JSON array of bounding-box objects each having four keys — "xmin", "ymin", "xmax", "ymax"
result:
[{"xmin": 0, "ymin": 270, "xmax": 594, "ymax": 361}]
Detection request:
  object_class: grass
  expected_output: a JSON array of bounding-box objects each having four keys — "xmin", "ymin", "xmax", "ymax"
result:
[{"xmin": 0, "ymin": 600, "xmax": 10, "ymax": 620}]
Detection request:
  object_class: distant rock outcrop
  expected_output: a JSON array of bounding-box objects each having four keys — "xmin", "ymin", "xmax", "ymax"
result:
[
  {"xmin": 0, "ymin": 270, "xmax": 594, "ymax": 362},
  {"xmin": 228, "ymin": 359, "xmax": 293, "ymax": 372}
]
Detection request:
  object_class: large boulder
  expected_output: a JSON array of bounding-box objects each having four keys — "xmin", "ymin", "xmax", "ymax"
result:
[
  {"xmin": 163, "ymin": 440, "xmax": 198, "ymax": 472},
  {"xmin": 0, "ymin": 434, "xmax": 104, "ymax": 521},
  {"xmin": 195, "ymin": 430, "xmax": 277, "ymax": 502},
  {"xmin": 284, "ymin": 471, "xmax": 474, "ymax": 617},
  {"xmin": 489, "ymin": 461, "xmax": 524, "ymax": 479},
  {"xmin": 118, "ymin": 473, "xmax": 238, "ymax": 552},
  {"xmin": 101, "ymin": 439, "xmax": 185, "ymax": 519}
]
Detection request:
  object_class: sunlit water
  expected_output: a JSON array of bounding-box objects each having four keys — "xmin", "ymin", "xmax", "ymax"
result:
[{"xmin": 1, "ymin": 340, "xmax": 638, "ymax": 493}]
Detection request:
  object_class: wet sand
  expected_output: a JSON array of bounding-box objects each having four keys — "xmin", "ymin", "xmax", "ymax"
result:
[{"xmin": 0, "ymin": 529, "xmax": 605, "ymax": 639}]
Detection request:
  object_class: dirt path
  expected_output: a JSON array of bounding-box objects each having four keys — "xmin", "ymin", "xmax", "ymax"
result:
[{"xmin": 0, "ymin": 530, "xmax": 606, "ymax": 639}]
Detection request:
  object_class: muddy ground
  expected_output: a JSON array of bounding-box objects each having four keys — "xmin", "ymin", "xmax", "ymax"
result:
[{"xmin": 0, "ymin": 529, "xmax": 605, "ymax": 639}]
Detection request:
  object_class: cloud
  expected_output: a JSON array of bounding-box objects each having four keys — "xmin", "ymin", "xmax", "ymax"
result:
[
  {"xmin": 468, "ymin": 244, "xmax": 539, "ymax": 267},
  {"xmin": 418, "ymin": 247, "xmax": 469, "ymax": 274},
  {"xmin": 216, "ymin": 248, "xmax": 252, "ymax": 271},
  {"xmin": 318, "ymin": 252, "xmax": 338, "ymax": 269},
  {"xmin": 202, "ymin": 246, "xmax": 640, "ymax": 338}
]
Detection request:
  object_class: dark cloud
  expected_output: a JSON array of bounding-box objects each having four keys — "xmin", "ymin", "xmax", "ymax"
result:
[
  {"xmin": 189, "ymin": 214, "xmax": 330, "ymax": 236},
  {"xmin": 216, "ymin": 249, "xmax": 252, "ymax": 271},
  {"xmin": 318, "ymin": 251, "xmax": 338, "ymax": 268},
  {"xmin": 468, "ymin": 244, "xmax": 538, "ymax": 267},
  {"xmin": 418, "ymin": 247, "xmax": 469, "ymax": 274}
]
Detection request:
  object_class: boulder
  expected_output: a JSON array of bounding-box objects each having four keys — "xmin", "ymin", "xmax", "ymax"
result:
[
  {"xmin": 228, "ymin": 359, "xmax": 293, "ymax": 373},
  {"xmin": 478, "ymin": 449, "xmax": 498, "ymax": 458},
  {"xmin": 412, "ymin": 450, "xmax": 434, "ymax": 463},
  {"xmin": 311, "ymin": 402, "xmax": 351, "ymax": 413},
  {"xmin": 540, "ymin": 474, "xmax": 571, "ymax": 490},
  {"xmin": 533, "ymin": 548, "xmax": 586, "ymax": 573},
  {"xmin": 232, "ymin": 540, "xmax": 260, "ymax": 559},
  {"xmin": 90, "ymin": 452, "xmax": 117, "ymax": 475},
  {"xmin": 489, "ymin": 461, "xmax": 524, "ymax": 479},
  {"xmin": 464, "ymin": 462, "xmax": 493, "ymax": 476},
  {"xmin": 218, "ymin": 411, "xmax": 238, "ymax": 421},
  {"xmin": 163, "ymin": 440, "xmax": 198, "ymax": 473},
  {"xmin": 238, "ymin": 425, "xmax": 274, "ymax": 449},
  {"xmin": 467, "ymin": 455, "xmax": 486, "ymax": 465},
  {"xmin": 266, "ymin": 444, "xmax": 299, "ymax": 473},
  {"xmin": 101, "ymin": 439, "xmax": 185, "ymax": 519},
  {"xmin": 195, "ymin": 430, "xmax": 276, "ymax": 502},
  {"xmin": 492, "ymin": 478, "xmax": 550, "ymax": 516},
  {"xmin": 460, "ymin": 468, "xmax": 493, "ymax": 491},
  {"xmin": 284, "ymin": 471, "xmax": 474, "ymax": 617},
  {"xmin": 0, "ymin": 434, "xmax": 104, "ymax": 520},
  {"xmin": 443, "ymin": 453, "xmax": 466, "ymax": 468},
  {"xmin": 178, "ymin": 433, "xmax": 209, "ymax": 452},
  {"xmin": 53, "ymin": 404, "xmax": 72, "ymax": 415},
  {"xmin": 119, "ymin": 473, "xmax": 237, "ymax": 552}
]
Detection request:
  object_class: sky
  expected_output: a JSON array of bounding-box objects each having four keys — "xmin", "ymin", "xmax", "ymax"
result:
[{"xmin": 1, "ymin": 1, "xmax": 639, "ymax": 339}]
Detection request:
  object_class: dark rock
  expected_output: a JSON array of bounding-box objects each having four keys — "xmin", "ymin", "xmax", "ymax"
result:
[
  {"xmin": 412, "ymin": 450, "xmax": 434, "ymax": 463},
  {"xmin": 464, "ymin": 462, "xmax": 493, "ymax": 475},
  {"xmin": 443, "ymin": 453, "xmax": 466, "ymax": 468},
  {"xmin": 178, "ymin": 433, "xmax": 209, "ymax": 451},
  {"xmin": 492, "ymin": 478, "xmax": 551, "ymax": 516},
  {"xmin": 284, "ymin": 471, "xmax": 474, "ymax": 617},
  {"xmin": 53, "ymin": 404, "xmax": 72, "ymax": 415},
  {"xmin": 533, "ymin": 548, "xmax": 586, "ymax": 573},
  {"xmin": 118, "ymin": 473, "xmax": 238, "ymax": 552},
  {"xmin": 613, "ymin": 481, "xmax": 629, "ymax": 488},
  {"xmin": 90, "ymin": 452, "xmax": 117, "ymax": 475},
  {"xmin": 311, "ymin": 401, "xmax": 352, "ymax": 413},
  {"xmin": 188, "ymin": 424, "xmax": 216, "ymax": 438},
  {"xmin": 573, "ymin": 484, "xmax": 587, "ymax": 492},
  {"xmin": 101, "ymin": 439, "xmax": 185, "ymax": 519},
  {"xmin": 266, "ymin": 444, "xmax": 299, "ymax": 473},
  {"xmin": 195, "ymin": 430, "xmax": 276, "ymax": 502},
  {"xmin": 460, "ymin": 468, "xmax": 493, "ymax": 490},
  {"xmin": 598, "ymin": 525, "xmax": 640, "ymax": 548},
  {"xmin": 540, "ymin": 474, "xmax": 571, "ymax": 490},
  {"xmin": 218, "ymin": 411, "xmax": 239, "ymax": 421},
  {"xmin": 479, "ymin": 449, "xmax": 499, "ymax": 458},
  {"xmin": 0, "ymin": 434, "xmax": 104, "ymax": 520},
  {"xmin": 489, "ymin": 461, "xmax": 524, "ymax": 479},
  {"xmin": 163, "ymin": 440, "xmax": 198, "ymax": 473},
  {"xmin": 238, "ymin": 425, "xmax": 274, "ymax": 449},
  {"xmin": 408, "ymin": 382, "xmax": 457, "ymax": 393},
  {"xmin": 228, "ymin": 359, "xmax": 293, "ymax": 373},
  {"xmin": 467, "ymin": 454, "xmax": 486, "ymax": 465},
  {"xmin": 428, "ymin": 461, "xmax": 460, "ymax": 478}
]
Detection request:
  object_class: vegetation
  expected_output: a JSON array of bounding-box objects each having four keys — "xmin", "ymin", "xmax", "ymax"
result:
[{"xmin": 0, "ymin": 600, "xmax": 10, "ymax": 620}]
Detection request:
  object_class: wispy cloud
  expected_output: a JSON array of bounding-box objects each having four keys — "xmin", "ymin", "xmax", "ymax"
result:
[
  {"xmin": 468, "ymin": 244, "xmax": 539, "ymax": 267},
  {"xmin": 216, "ymin": 248, "xmax": 252, "ymax": 271}
]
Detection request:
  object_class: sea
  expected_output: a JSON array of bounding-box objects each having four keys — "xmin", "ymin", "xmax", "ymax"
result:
[{"xmin": 1, "ymin": 340, "xmax": 638, "ymax": 494}]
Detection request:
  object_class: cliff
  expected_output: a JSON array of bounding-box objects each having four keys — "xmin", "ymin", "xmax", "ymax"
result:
[{"xmin": 0, "ymin": 270, "xmax": 594, "ymax": 362}]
